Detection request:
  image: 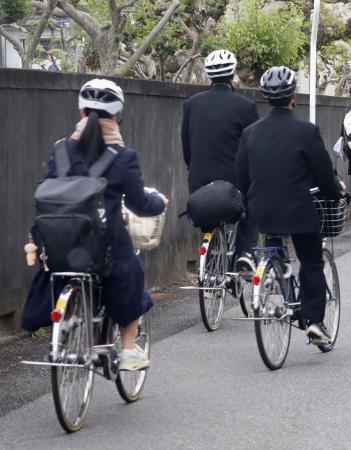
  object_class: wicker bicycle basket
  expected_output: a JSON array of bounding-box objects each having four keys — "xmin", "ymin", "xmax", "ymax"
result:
[
  {"xmin": 122, "ymin": 203, "xmax": 166, "ymax": 251},
  {"xmin": 312, "ymin": 197, "xmax": 347, "ymax": 238}
]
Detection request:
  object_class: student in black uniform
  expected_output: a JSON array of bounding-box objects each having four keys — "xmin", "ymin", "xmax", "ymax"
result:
[
  {"xmin": 181, "ymin": 49, "xmax": 259, "ymax": 271},
  {"xmin": 236, "ymin": 66, "xmax": 343, "ymax": 343}
]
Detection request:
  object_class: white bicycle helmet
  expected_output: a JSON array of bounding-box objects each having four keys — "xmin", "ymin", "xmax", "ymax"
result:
[
  {"xmin": 343, "ymin": 111, "xmax": 351, "ymax": 149},
  {"xmin": 260, "ymin": 66, "xmax": 296, "ymax": 99},
  {"xmin": 79, "ymin": 78, "xmax": 124, "ymax": 115},
  {"xmin": 204, "ymin": 49, "xmax": 237, "ymax": 79}
]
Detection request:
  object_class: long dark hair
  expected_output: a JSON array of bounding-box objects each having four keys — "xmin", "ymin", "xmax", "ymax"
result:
[{"xmin": 77, "ymin": 108, "xmax": 112, "ymax": 165}]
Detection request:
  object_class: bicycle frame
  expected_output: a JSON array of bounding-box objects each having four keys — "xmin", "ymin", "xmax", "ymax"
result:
[{"xmin": 252, "ymin": 244, "xmax": 300, "ymax": 316}]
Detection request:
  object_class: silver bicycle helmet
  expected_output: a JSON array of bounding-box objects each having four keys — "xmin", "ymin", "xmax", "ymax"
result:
[
  {"xmin": 204, "ymin": 49, "xmax": 237, "ymax": 79},
  {"xmin": 260, "ymin": 66, "xmax": 297, "ymax": 99},
  {"xmin": 79, "ymin": 78, "xmax": 124, "ymax": 115}
]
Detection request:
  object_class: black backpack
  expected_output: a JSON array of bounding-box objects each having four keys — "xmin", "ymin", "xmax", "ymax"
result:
[
  {"xmin": 187, "ymin": 180, "xmax": 245, "ymax": 228},
  {"xmin": 32, "ymin": 139, "xmax": 120, "ymax": 275}
]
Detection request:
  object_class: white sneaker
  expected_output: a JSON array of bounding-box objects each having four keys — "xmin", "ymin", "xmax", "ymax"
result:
[{"xmin": 119, "ymin": 345, "xmax": 150, "ymax": 371}]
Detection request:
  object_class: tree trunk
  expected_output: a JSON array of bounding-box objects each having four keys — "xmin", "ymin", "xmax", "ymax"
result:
[
  {"xmin": 335, "ymin": 62, "xmax": 351, "ymax": 97},
  {"xmin": 95, "ymin": 28, "xmax": 120, "ymax": 75}
]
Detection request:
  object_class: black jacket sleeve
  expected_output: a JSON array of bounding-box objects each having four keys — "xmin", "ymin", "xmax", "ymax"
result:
[
  {"xmin": 123, "ymin": 150, "xmax": 165, "ymax": 217},
  {"xmin": 236, "ymin": 129, "xmax": 250, "ymax": 195},
  {"xmin": 305, "ymin": 126, "xmax": 340, "ymax": 200},
  {"xmin": 181, "ymin": 101, "xmax": 191, "ymax": 168}
]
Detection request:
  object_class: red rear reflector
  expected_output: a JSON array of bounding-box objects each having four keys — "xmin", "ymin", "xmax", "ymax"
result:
[
  {"xmin": 50, "ymin": 310, "xmax": 62, "ymax": 322},
  {"xmin": 199, "ymin": 246, "xmax": 207, "ymax": 255},
  {"xmin": 252, "ymin": 275, "xmax": 261, "ymax": 285}
]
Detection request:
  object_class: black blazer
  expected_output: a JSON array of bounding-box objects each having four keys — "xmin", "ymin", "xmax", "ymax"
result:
[
  {"xmin": 181, "ymin": 84, "xmax": 259, "ymax": 193},
  {"xmin": 236, "ymin": 107, "xmax": 340, "ymax": 235}
]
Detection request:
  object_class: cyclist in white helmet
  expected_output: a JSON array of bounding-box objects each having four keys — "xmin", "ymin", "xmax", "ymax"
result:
[
  {"xmin": 24, "ymin": 79, "xmax": 168, "ymax": 370},
  {"xmin": 181, "ymin": 49, "xmax": 259, "ymax": 271},
  {"xmin": 237, "ymin": 66, "xmax": 344, "ymax": 344}
]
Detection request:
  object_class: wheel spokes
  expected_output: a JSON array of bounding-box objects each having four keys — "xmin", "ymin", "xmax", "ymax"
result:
[{"xmin": 202, "ymin": 232, "xmax": 226, "ymax": 327}]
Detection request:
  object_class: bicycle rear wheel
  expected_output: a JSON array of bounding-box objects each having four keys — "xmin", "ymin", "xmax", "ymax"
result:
[
  {"xmin": 116, "ymin": 313, "xmax": 151, "ymax": 403},
  {"xmin": 318, "ymin": 248, "xmax": 340, "ymax": 352},
  {"xmin": 239, "ymin": 275, "xmax": 253, "ymax": 317},
  {"xmin": 199, "ymin": 227, "xmax": 227, "ymax": 331},
  {"xmin": 51, "ymin": 283, "xmax": 94, "ymax": 433},
  {"xmin": 254, "ymin": 258, "xmax": 291, "ymax": 370}
]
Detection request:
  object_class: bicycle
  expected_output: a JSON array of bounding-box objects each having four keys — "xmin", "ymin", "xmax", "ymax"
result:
[
  {"xmin": 197, "ymin": 220, "xmax": 253, "ymax": 331},
  {"xmin": 23, "ymin": 270, "xmax": 150, "ymax": 433},
  {"xmin": 251, "ymin": 189, "xmax": 347, "ymax": 370}
]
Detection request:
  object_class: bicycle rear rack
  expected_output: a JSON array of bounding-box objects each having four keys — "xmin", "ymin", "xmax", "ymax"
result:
[{"xmin": 20, "ymin": 344, "xmax": 114, "ymax": 368}]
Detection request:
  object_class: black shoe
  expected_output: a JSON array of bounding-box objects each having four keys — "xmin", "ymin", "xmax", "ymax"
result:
[
  {"xmin": 235, "ymin": 252, "xmax": 255, "ymax": 275},
  {"xmin": 306, "ymin": 322, "xmax": 330, "ymax": 344}
]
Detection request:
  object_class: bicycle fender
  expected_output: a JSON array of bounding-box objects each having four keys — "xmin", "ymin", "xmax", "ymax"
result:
[
  {"xmin": 51, "ymin": 285, "xmax": 75, "ymax": 361},
  {"xmin": 252, "ymin": 261, "xmax": 267, "ymax": 311}
]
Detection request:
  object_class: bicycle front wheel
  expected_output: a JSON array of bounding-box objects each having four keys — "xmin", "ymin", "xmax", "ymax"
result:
[
  {"xmin": 318, "ymin": 248, "xmax": 340, "ymax": 352},
  {"xmin": 199, "ymin": 227, "xmax": 227, "ymax": 331},
  {"xmin": 254, "ymin": 258, "xmax": 291, "ymax": 370},
  {"xmin": 116, "ymin": 313, "xmax": 151, "ymax": 403},
  {"xmin": 51, "ymin": 283, "xmax": 94, "ymax": 433}
]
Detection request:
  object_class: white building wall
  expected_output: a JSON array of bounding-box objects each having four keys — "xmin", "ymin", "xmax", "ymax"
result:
[{"xmin": 0, "ymin": 28, "xmax": 25, "ymax": 68}]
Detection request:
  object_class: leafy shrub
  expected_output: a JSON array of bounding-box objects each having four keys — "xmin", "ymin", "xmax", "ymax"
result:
[
  {"xmin": 202, "ymin": 0, "xmax": 307, "ymax": 77},
  {"xmin": 0, "ymin": 0, "xmax": 30, "ymax": 24}
]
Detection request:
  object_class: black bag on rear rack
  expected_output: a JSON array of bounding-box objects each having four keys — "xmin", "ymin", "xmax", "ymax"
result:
[
  {"xmin": 187, "ymin": 180, "xmax": 245, "ymax": 228},
  {"xmin": 32, "ymin": 140, "xmax": 120, "ymax": 275}
]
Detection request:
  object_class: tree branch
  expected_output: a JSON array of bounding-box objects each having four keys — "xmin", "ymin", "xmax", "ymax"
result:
[
  {"xmin": 177, "ymin": 17, "xmax": 197, "ymax": 42},
  {"xmin": 120, "ymin": 0, "xmax": 181, "ymax": 76},
  {"xmin": 116, "ymin": 0, "xmax": 137, "ymax": 12},
  {"xmin": 57, "ymin": 0, "xmax": 101, "ymax": 39},
  {"xmin": 109, "ymin": 0, "xmax": 137, "ymax": 33},
  {"xmin": 173, "ymin": 52, "xmax": 201, "ymax": 82},
  {"xmin": 134, "ymin": 63, "xmax": 148, "ymax": 80},
  {"xmin": 23, "ymin": 0, "xmax": 58, "ymax": 67},
  {"xmin": 32, "ymin": 0, "xmax": 66, "ymax": 18},
  {"xmin": 0, "ymin": 25, "xmax": 24, "ymax": 58}
]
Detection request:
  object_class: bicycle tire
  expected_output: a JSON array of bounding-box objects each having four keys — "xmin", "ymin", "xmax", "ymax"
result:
[
  {"xmin": 254, "ymin": 258, "xmax": 291, "ymax": 370},
  {"xmin": 318, "ymin": 248, "xmax": 340, "ymax": 352},
  {"xmin": 116, "ymin": 313, "xmax": 151, "ymax": 403},
  {"xmin": 198, "ymin": 227, "xmax": 227, "ymax": 331},
  {"xmin": 51, "ymin": 283, "xmax": 94, "ymax": 433},
  {"xmin": 239, "ymin": 275, "xmax": 253, "ymax": 317}
]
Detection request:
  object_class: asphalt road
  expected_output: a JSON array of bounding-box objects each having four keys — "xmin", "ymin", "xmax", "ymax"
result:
[{"xmin": 1, "ymin": 234, "xmax": 351, "ymax": 449}]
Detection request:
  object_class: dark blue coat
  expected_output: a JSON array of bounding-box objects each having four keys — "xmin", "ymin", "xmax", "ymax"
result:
[{"xmin": 47, "ymin": 139, "xmax": 165, "ymax": 259}]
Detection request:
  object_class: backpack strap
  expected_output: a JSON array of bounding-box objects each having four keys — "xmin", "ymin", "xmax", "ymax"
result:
[
  {"xmin": 53, "ymin": 139, "xmax": 71, "ymax": 177},
  {"xmin": 89, "ymin": 146, "xmax": 122, "ymax": 178}
]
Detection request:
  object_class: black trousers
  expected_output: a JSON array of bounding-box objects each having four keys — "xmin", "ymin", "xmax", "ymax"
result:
[
  {"xmin": 292, "ymin": 233, "xmax": 326, "ymax": 324},
  {"xmin": 236, "ymin": 212, "xmax": 257, "ymax": 255},
  {"xmin": 268, "ymin": 233, "xmax": 326, "ymax": 324}
]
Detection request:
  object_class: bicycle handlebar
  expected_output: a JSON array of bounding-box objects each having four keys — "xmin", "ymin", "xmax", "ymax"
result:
[{"xmin": 310, "ymin": 186, "xmax": 351, "ymax": 203}]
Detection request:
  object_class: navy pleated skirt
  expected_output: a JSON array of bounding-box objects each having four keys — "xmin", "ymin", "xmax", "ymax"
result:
[{"xmin": 22, "ymin": 254, "xmax": 153, "ymax": 331}]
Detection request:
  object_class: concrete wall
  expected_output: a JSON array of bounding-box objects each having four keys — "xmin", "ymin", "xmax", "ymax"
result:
[{"xmin": 0, "ymin": 68, "xmax": 350, "ymax": 331}]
